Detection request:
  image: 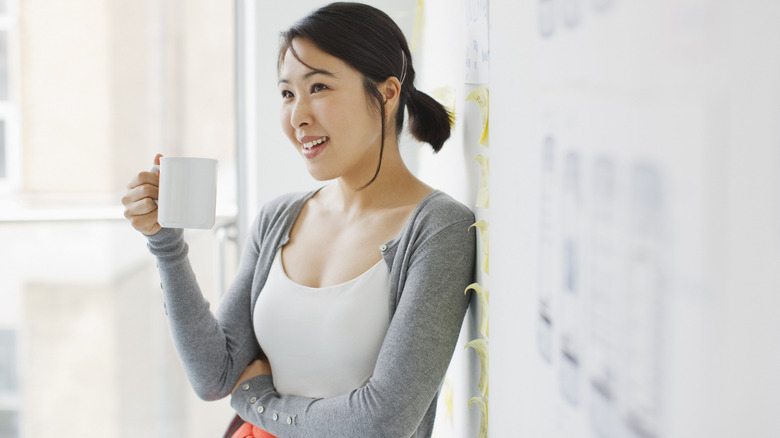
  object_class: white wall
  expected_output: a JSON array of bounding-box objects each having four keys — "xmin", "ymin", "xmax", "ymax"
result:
[
  {"xmin": 245, "ymin": 1, "xmax": 780, "ymax": 437},
  {"xmin": 490, "ymin": 0, "xmax": 780, "ymax": 437}
]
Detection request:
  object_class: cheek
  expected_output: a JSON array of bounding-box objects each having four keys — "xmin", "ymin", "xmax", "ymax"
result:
[
  {"xmin": 280, "ymin": 108, "xmax": 294, "ymax": 138},
  {"xmin": 279, "ymin": 106, "xmax": 287, "ymax": 128}
]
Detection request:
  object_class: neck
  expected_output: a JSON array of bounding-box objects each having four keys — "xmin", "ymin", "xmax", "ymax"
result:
[{"xmin": 327, "ymin": 142, "xmax": 429, "ymax": 216}]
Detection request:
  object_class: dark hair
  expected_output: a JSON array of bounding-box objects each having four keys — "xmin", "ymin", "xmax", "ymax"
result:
[{"xmin": 279, "ymin": 2, "xmax": 452, "ymax": 185}]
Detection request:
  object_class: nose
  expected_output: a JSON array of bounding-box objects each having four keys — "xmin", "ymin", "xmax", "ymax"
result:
[{"xmin": 289, "ymin": 96, "xmax": 311, "ymax": 128}]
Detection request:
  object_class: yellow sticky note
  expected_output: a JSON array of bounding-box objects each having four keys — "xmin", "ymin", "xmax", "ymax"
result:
[
  {"xmin": 430, "ymin": 86, "xmax": 456, "ymax": 128},
  {"xmin": 410, "ymin": 0, "xmax": 424, "ymax": 53},
  {"xmin": 442, "ymin": 376, "xmax": 454, "ymax": 421},
  {"xmin": 465, "ymin": 338, "xmax": 489, "ymax": 397},
  {"xmin": 468, "ymin": 396, "xmax": 489, "ymax": 438},
  {"xmin": 466, "ymin": 86, "xmax": 489, "ymax": 145},
  {"xmin": 474, "ymin": 154, "xmax": 489, "ymax": 208},
  {"xmin": 470, "ymin": 220, "xmax": 489, "ymax": 274},
  {"xmin": 465, "ymin": 283, "xmax": 489, "ymax": 338}
]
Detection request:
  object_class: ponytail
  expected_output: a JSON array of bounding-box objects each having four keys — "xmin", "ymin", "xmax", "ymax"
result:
[{"xmin": 405, "ymin": 89, "xmax": 452, "ymax": 153}]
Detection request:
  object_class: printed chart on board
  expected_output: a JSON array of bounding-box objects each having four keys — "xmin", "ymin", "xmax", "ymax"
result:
[{"xmin": 527, "ymin": 1, "xmax": 717, "ymax": 437}]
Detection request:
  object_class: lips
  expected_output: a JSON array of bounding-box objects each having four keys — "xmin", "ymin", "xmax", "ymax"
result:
[{"xmin": 298, "ymin": 135, "xmax": 329, "ymax": 159}]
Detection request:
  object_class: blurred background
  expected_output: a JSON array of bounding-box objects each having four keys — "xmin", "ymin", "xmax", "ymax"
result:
[
  {"xmin": 0, "ymin": 0, "xmax": 238, "ymax": 436},
  {"xmin": 2, "ymin": 0, "xmax": 780, "ymax": 437}
]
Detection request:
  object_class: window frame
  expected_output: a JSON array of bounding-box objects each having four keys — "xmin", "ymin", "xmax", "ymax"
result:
[
  {"xmin": 0, "ymin": 0, "xmax": 19, "ymax": 192},
  {"xmin": 0, "ymin": 327, "xmax": 19, "ymax": 438}
]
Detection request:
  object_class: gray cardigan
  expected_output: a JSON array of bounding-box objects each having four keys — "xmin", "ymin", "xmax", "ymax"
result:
[{"xmin": 147, "ymin": 189, "xmax": 476, "ymax": 438}]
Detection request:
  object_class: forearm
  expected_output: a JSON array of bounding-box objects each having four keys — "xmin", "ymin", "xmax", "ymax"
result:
[
  {"xmin": 230, "ymin": 375, "xmax": 421, "ymax": 438},
  {"xmin": 148, "ymin": 228, "xmax": 261, "ymax": 400}
]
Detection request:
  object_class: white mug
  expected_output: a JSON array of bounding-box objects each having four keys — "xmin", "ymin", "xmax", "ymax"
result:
[{"xmin": 153, "ymin": 157, "xmax": 218, "ymax": 229}]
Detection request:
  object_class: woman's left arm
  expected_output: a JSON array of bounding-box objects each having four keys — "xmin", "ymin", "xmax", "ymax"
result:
[{"xmin": 230, "ymin": 211, "xmax": 476, "ymax": 438}]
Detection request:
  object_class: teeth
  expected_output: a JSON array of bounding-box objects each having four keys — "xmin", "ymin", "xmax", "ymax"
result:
[{"xmin": 302, "ymin": 136, "xmax": 328, "ymax": 149}]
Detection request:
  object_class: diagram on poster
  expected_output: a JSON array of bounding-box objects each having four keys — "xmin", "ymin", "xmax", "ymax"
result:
[{"xmin": 464, "ymin": 0, "xmax": 489, "ymax": 84}]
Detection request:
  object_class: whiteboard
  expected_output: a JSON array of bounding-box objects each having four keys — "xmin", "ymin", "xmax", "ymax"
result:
[{"xmin": 488, "ymin": 0, "xmax": 780, "ymax": 437}]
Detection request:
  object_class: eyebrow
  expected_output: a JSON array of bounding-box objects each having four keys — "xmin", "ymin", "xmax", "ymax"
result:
[{"xmin": 278, "ymin": 68, "xmax": 338, "ymax": 84}]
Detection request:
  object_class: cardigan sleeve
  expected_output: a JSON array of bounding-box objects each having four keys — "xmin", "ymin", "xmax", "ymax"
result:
[
  {"xmin": 229, "ymin": 204, "xmax": 477, "ymax": 438},
  {"xmin": 146, "ymin": 220, "xmax": 264, "ymax": 401}
]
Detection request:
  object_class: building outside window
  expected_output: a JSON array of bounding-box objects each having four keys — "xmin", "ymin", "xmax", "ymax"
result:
[
  {"xmin": 0, "ymin": 329, "xmax": 18, "ymax": 438},
  {"xmin": 0, "ymin": 1, "xmax": 237, "ymax": 437}
]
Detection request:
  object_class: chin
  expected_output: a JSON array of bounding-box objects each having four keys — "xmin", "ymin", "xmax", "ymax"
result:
[{"xmin": 304, "ymin": 167, "xmax": 337, "ymax": 182}]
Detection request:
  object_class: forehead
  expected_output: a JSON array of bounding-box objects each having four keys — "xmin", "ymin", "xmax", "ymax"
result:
[{"xmin": 279, "ymin": 38, "xmax": 351, "ymax": 79}]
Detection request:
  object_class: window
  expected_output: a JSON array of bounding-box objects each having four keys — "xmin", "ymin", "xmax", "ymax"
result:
[
  {"xmin": 0, "ymin": 329, "xmax": 18, "ymax": 438},
  {"xmin": 0, "ymin": 120, "xmax": 5, "ymax": 179},
  {"xmin": 0, "ymin": 1, "xmax": 237, "ymax": 436},
  {"xmin": 0, "ymin": 0, "xmax": 16, "ymax": 188},
  {"xmin": 0, "ymin": 30, "xmax": 8, "ymax": 100}
]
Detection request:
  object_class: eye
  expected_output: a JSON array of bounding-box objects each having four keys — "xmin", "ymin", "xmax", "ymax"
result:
[
  {"xmin": 281, "ymin": 90, "xmax": 294, "ymax": 99},
  {"xmin": 311, "ymin": 83, "xmax": 328, "ymax": 93}
]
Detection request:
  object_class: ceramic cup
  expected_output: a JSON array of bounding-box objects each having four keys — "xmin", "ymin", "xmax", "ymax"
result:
[{"xmin": 152, "ymin": 157, "xmax": 218, "ymax": 229}]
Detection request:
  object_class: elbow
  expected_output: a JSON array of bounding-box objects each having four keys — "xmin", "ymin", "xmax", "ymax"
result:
[
  {"xmin": 189, "ymin": 377, "xmax": 232, "ymax": 402},
  {"xmin": 198, "ymin": 389, "xmax": 227, "ymax": 402},
  {"xmin": 372, "ymin": 411, "xmax": 422, "ymax": 438},
  {"xmin": 354, "ymin": 394, "xmax": 428, "ymax": 438},
  {"xmin": 195, "ymin": 386, "xmax": 230, "ymax": 402}
]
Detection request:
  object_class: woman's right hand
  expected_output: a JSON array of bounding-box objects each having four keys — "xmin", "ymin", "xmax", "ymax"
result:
[{"xmin": 122, "ymin": 154, "xmax": 163, "ymax": 236}]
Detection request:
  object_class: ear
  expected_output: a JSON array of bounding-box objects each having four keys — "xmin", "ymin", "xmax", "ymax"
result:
[{"xmin": 379, "ymin": 76, "xmax": 402, "ymax": 117}]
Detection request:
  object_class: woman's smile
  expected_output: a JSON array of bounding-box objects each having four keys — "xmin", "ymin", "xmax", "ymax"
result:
[
  {"xmin": 299, "ymin": 136, "xmax": 330, "ymax": 159},
  {"xmin": 301, "ymin": 136, "xmax": 329, "ymax": 150}
]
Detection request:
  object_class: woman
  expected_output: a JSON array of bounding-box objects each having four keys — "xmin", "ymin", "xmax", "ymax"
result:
[{"xmin": 122, "ymin": 3, "xmax": 476, "ymax": 437}]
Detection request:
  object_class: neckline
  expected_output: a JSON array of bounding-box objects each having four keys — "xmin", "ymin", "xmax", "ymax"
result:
[
  {"xmin": 272, "ymin": 250, "xmax": 387, "ymax": 292},
  {"xmin": 280, "ymin": 188, "xmax": 443, "ymax": 254}
]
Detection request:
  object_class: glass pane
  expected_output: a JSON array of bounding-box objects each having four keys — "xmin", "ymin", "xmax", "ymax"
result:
[
  {"xmin": 0, "ymin": 330, "xmax": 15, "ymax": 393},
  {"xmin": 0, "ymin": 411, "xmax": 18, "ymax": 438},
  {"xmin": 0, "ymin": 120, "xmax": 5, "ymax": 179},
  {"xmin": 0, "ymin": 32, "xmax": 6, "ymax": 101},
  {"xmin": 1, "ymin": 1, "xmax": 237, "ymax": 436}
]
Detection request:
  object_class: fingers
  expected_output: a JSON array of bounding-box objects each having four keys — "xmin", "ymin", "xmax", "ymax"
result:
[
  {"xmin": 125, "ymin": 207, "xmax": 162, "ymax": 236},
  {"xmin": 122, "ymin": 171, "xmax": 159, "ymax": 209},
  {"xmin": 122, "ymin": 184, "xmax": 158, "ymax": 214},
  {"xmin": 122, "ymin": 183, "xmax": 161, "ymax": 236},
  {"xmin": 122, "ymin": 157, "xmax": 163, "ymax": 235},
  {"xmin": 126, "ymin": 169, "xmax": 159, "ymax": 191}
]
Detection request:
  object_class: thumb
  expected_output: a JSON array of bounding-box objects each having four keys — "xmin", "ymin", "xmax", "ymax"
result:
[{"xmin": 154, "ymin": 153, "xmax": 163, "ymax": 165}]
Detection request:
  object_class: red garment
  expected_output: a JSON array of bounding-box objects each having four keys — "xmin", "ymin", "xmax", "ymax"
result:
[{"xmin": 230, "ymin": 422, "xmax": 277, "ymax": 438}]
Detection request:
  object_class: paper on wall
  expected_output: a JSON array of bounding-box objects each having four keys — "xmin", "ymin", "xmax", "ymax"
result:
[
  {"xmin": 468, "ymin": 396, "xmax": 489, "ymax": 438},
  {"xmin": 466, "ymin": 282, "xmax": 489, "ymax": 338},
  {"xmin": 470, "ymin": 219, "xmax": 489, "ymax": 273},
  {"xmin": 474, "ymin": 154, "xmax": 489, "ymax": 207},
  {"xmin": 465, "ymin": 338, "xmax": 489, "ymax": 396},
  {"xmin": 410, "ymin": 0, "xmax": 425, "ymax": 53},
  {"xmin": 466, "ymin": 86, "xmax": 489, "ymax": 145},
  {"xmin": 464, "ymin": 0, "xmax": 490, "ymax": 84},
  {"xmin": 430, "ymin": 85, "xmax": 457, "ymax": 128}
]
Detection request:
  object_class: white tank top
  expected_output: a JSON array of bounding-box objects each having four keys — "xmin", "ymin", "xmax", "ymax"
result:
[{"xmin": 253, "ymin": 250, "xmax": 392, "ymax": 398}]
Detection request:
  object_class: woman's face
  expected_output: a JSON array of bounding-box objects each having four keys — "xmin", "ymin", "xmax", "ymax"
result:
[{"xmin": 278, "ymin": 38, "xmax": 383, "ymax": 184}]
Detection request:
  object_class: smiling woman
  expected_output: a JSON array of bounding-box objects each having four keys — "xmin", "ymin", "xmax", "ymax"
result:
[
  {"xmin": 121, "ymin": 3, "xmax": 476, "ymax": 438},
  {"xmin": 123, "ymin": 3, "xmax": 476, "ymax": 438}
]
